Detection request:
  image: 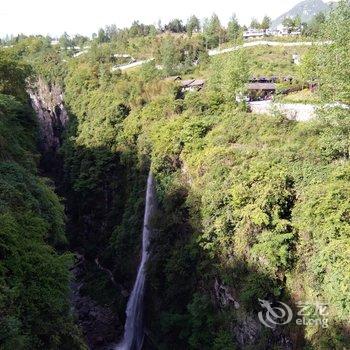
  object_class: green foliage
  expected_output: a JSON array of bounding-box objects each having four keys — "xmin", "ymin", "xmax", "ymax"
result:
[
  {"xmin": 0, "ymin": 51, "xmax": 31, "ymax": 101},
  {"xmin": 131, "ymin": 92, "xmax": 349, "ymax": 348},
  {"xmin": 187, "ymin": 293, "xmax": 215, "ymax": 349},
  {"xmin": 300, "ymin": 1, "xmax": 350, "ymax": 103},
  {"xmin": 164, "ymin": 19, "xmax": 186, "ymax": 33},
  {"xmin": 155, "ymin": 35, "xmax": 207, "ymax": 75},
  {"xmin": 294, "ymin": 165, "xmax": 350, "ymax": 320},
  {"xmin": 203, "ymin": 14, "xmax": 223, "ymax": 49},
  {"xmin": 315, "ymin": 107, "xmax": 350, "ymax": 160},
  {"xmin": 250, "ymin": 18, "xmax": 261, "ymax": 29},
  {"xmin": 0, "ymin": 53, "xmax": 85, "ymax": 349},
  {"xmin": 303, "ymin": 12, "xmax": 326, "ymax": 37},
  {"xmin": 213, "ymin": 329, "xmax": 236, "ymax": 350},
  {"xmin": 187, "ymin": 15, "xmax": 201, "ymax": 37},
  {"xmin": 159, "ymin": 36, "xmax": 182, "ymax": 76},
  {"xmin": 282, "ymin": 16, "xmax": 301, "ymax": 31},
  {"xmin": 227, "ymin": 15, "xmax": 241, "ymax": 42},
  {"xmin": 0, "ymin": 163, "xmax": 66, "ymax": 246},
  {"xmin": 208, "ymin": 49, "xmax": 250, "ymax": 103},
  {"xmin": 261, "ymin": 16, "xmax": 272, "ymax": 30},
  {"xmin": 14, "ymin": 13, "xmax": 349, "ymax": 349}
]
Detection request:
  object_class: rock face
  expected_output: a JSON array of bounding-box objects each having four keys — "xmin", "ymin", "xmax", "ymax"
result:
[
  {"xmin": 214, "ymin": 279, "xmax": 240, "ymax": 309},
  {"xmin": 271, "ymin": 0, "xmax": 329, "ymax": 27},
  {"xmin": 71, "ymin": 255, "xmax": 122, "ymax": 350},
  {"xmin": 28, "ymin": 77, "xmax": 68, "ymax": 154},
  {"xmin": 213, "ymin": 278, "xmax": 294, "ymax": 349},
  {"xmin": 29, "ymin": 79, "xmax": 121, "ymax": 349}
]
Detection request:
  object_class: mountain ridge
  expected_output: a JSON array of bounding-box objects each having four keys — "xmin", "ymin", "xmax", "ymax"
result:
[{"xmin": 271, "ymin": 0, "xmax": 329, "ymax": 27}]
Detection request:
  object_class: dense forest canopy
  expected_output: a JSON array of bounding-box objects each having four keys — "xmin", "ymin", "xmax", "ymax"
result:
[
  {"xmin": 0, "ymin": 51, "xmax": 86, "ymax": 349},
  {"xmin": 0, "ymin": 1, "xmax": 349, "ymax": 349}
]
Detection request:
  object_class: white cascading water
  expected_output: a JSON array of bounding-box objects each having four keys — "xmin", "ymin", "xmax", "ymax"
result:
[{"xmin": 116, "ymin": 171, "xmax": 156, "ymax": 350}]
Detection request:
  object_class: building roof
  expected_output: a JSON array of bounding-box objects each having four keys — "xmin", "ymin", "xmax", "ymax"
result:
[
  {"xmin": 247, "ymin": 82, "xmax": 276, "ymax": 90},
  {"xmin": 190, "ymin": 79, "xmax": 206, "ymax": 87},
  {"xmin": 181, "ymin": 79, "xmax": 195, "ymax": 86},
  {"xmin": 250, "ymin": 76, "xmax": 278, "ymax": 83},
  {"xmin": 181, "ymin": 79, "xmax": 205, "ymax": 88},
  {"xmin": 114, "ymin": 53, "xmax": 133, "ymax": 58}
]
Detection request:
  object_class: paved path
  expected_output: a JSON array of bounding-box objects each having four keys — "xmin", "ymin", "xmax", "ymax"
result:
[
  {"xmin": 107, "ymin": 40, "xmax": 331, "ymax": 71},
  {"xmin": 249, "ymin": 100, "xmax": 349, "ymax": 121},
  {"xmin": 249, "ymin": 100, "xmax": 317, "ymax": 121},
  {"xmin": 111, "ymin": 58, "xmax": 154, "ymax": 71}
]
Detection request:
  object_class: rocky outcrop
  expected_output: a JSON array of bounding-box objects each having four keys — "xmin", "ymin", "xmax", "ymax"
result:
[
  {"xmin": 95, "ymin": 258, "xmax": 129, "ymax": 298},
  {"xmin": 214, "ymin": 278, "xmax": 240, "ymax": 309},
  {"xmin": 213, "ymin": 279, "xmax": 294, "ymax": 349},
  {"xmin": 28, "ymin": 79, "xmax": 122, "ymax": 349},
  {"xmin": 28, "ymin": 77, "xmax": 68, "ymax": 154}
]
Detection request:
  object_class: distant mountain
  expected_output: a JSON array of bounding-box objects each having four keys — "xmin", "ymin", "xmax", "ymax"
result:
[{"xmin": 271, "ymin": 0, "xmax": 329, "ymax": 27}]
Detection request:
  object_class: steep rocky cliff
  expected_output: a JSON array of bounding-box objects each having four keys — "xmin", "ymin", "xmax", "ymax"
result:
[
  {"xmin": 28, "ymin": 77, "xmax": 68, "ymax": 155},
  {"xmin": 28, "ymin": 78, "xmax": 122, "ymax": 349}
]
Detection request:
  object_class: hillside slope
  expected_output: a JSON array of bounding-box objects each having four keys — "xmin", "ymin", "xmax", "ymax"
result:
[{"xmin": 272, "ymin": 0, "xmax": 329, "ymax": 27}]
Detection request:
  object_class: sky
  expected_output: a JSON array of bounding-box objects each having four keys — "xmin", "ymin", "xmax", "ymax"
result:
[{"xmin": 0, "ymin": 0, "xmax": 336, "ymax": 38}]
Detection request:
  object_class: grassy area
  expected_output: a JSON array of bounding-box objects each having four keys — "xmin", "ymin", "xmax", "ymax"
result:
[
  {"xmin": 247, "ymin": 45, "xmax": 310, "ymax": 77},
  {"xmin": 193, "ymin": 44, "xmax": 312, "ymax": 81},
  {"xmin": 277, "ymin": 89, "xmax": 322, "ymax": 104}
]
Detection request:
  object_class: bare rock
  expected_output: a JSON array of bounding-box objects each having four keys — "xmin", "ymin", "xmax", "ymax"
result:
[
  {"xmin": 214, "ymin": 278, "xmax": 240, "ymax": 309},
  {"xmin": 27, "ymin": 77, "xmax": 68, "ymax": 154}
]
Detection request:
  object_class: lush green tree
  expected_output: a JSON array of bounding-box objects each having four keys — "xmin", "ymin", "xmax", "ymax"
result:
[
  {"xmin": 159, "ymin": 37, "xmax": 182, "ymax": 75},
  {"xmin": 105, "ymin": 24, "xmax": 118, "ymax": 40},
  {"xmin": 186, "ymin": 15, "xmax": 201, "ymax": 37},
  {"xmin": 0, "ymin": 55, "xmax": 85, "ymax": 348},
  {"xmin": 294, "ymin": 15, "xmax": 302, "ymax": 28},
  {"xmin": 12, "ymin": 11, "xmax": 350, "ymax": 350},
  {"xmin": 227, "ymin": 14, "xmax": 241, "ymax": 42},
  {"xmin": 71, "ymin": 34, "xmax": 89, "ymax": 48},
  {"xmin": 250, "ymin": 18, "xmax": 260, "ymax": 29},
  {"xmin": 165, "ymin": 18, "xmax": 186, "ymax": 33},
  {"xmin": 130, "ymin": 21, "xmax": 143, "ymax": 36},
  {"xmin": 316, "ymin": 107, "xmax": 350, "ymax": 160},
  {"xmin": 300, "ymin": 1, "xmax": 350, "ymax": 103},
  {"xmin": 208, "ymin": 49, "xmax": 250, "ymax": 103},
  {"xmin": 222, "ymin": 49, "xmax": 250, "ymax": 102},
  {"xmin": 58, "ymin": 32, "xmax": 71, "ymax": 51},
  {"xmin": 97, "ymin": 28, "xmax": 109, "ymax": 43},
  {"xmin": 318, "ymin": 0, "xmax": 350, "ymax": 103},
  {"xmin": 303, "ymin": 12, "xmax": 326, "ymax": 36},
  {"xmin": 282, "ymin": 16, "xmax": 301, "ymax": 32},
  {"xmin": 260, "ymin": 15, "xmax": 271, "ymax": 30},
  {"xmin": 0, "ymin": 51, "xmax": 31, "ymax": 101},
  {"xmin": 203, "ymin": 14, "xmax": 222, "ymax": 49}
]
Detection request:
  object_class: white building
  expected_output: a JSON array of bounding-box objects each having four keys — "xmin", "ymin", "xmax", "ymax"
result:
[{"xmin": 243, "ymin": 29, "xmax": 266, "ymax": 39}]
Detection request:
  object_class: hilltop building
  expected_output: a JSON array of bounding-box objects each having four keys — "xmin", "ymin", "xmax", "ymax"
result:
[{"xmin": 243, "ymin": 25, "xmax": 302, "ymax": 39}]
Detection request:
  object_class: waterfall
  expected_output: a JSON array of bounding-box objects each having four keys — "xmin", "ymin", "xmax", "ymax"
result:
[{"xmin": 116, "ymin": 171, "xmax": 156, "ymax": 350}]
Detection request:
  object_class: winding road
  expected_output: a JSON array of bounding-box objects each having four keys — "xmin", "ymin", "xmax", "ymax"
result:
[
  {"xmin": 111, "ymin": 40, "xmax": 331, "ymax": 71},
  {"xmin": 208, "ymin": 40, "xmax": 332, "ymax": 56}
]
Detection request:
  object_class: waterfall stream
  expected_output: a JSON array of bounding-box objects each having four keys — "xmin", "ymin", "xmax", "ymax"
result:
[{"xmin": 116, "ymin": 171, "xmax": 156, "ymax": 350}]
